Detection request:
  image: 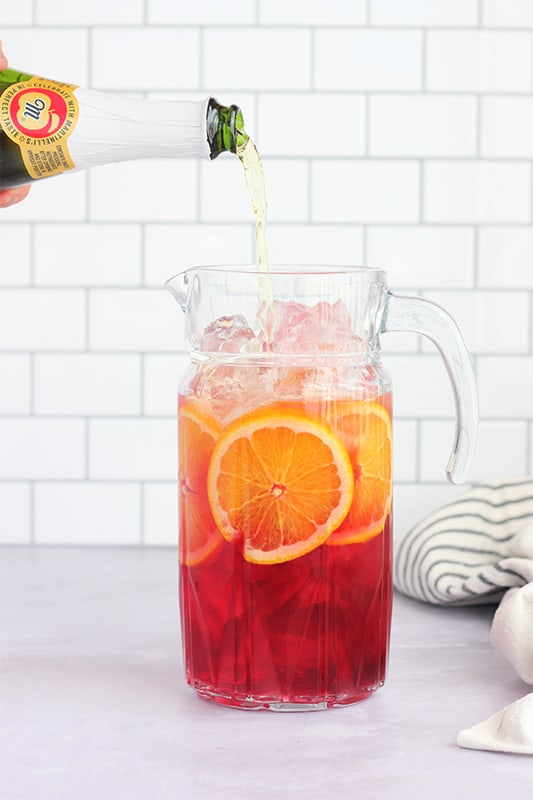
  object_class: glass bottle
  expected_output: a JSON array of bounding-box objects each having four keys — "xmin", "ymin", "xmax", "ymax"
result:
[{"xmin": 0, "ymin": 67, "xmax": 247, "ymax": 189}]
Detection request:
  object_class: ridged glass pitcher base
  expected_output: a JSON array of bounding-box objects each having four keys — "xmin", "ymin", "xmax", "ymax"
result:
[
  {"xmin": 179, "ymin": 517, "xmax": 392, "ymax": 713},
  {"xmin": 188, "ymin": 679, "xmax": 384, "ymax": 711},
  {"xmin": 189, "ymin": 682, "xmax": 384, "ymax": 711}
]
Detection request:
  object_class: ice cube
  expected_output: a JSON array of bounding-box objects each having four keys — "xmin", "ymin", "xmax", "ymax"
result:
[
  {"xmin": 191, "ymin": 302, "xmax": 365, "ymax": 422},
  {"xmin": 192, "ymin": 360, "xmax": 274, "ymax": 423},
  {"xmin": 193, "ymin": 315, "xmax": 266, "ymax": 421},
  {"xmin": 266, "ymin": 299, "xmax": 362, "ymax": 353},
  {"xmin": 200, "ymin": 314, "xmax": 258, "ymax": 354}
]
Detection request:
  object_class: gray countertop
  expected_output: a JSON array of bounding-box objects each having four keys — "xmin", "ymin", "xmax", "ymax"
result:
[{"xmin": 1, "ymin": 546, "xmax": 531, "ymax": 800}]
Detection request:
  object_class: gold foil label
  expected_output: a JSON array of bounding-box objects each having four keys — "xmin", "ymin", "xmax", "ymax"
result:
[{"xmin": 0, "ymin": 76, "xmax": 79, "ymax": 179}]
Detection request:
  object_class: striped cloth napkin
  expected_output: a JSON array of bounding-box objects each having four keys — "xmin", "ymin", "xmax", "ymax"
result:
[
  {"xmin": 393, "ymin": 478, "xmax": 533, "ymax": 754},
  {"xmin": 394, "ymin": 478, "xmax": 533, "ymax": 606}
]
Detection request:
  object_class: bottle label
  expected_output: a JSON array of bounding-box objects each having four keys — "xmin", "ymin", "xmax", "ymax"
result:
[{"xmin": 0, "ymin": 76, "xmax": 79, "ymax": 180}]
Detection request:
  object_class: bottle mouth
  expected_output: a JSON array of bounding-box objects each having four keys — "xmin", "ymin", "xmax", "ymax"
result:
[
  {"xmin": 234, "ymin": 107, "xmax": 248, "ymax": 150},
  {"xmin": 207, "ymin": 98, "xmax": 248, "ymax": 159}
]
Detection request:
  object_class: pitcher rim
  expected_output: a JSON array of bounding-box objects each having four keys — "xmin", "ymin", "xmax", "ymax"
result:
[{"xmin": 166, "ymin": 264, "xmax": 387, "ymax": 280}]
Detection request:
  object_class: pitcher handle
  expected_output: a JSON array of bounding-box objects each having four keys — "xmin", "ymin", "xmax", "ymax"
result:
[{"xmin": 382, "ymin": 292, "xmax": 478, "ymax": 485}]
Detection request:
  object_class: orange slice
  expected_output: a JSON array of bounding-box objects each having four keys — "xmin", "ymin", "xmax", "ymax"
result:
[
  {"xmin": 207, "ymin": 407, "xmax": 354, "ymax": 564},
  {"xmin": 179, "ymin": 402, "xmax": 225, "ymax": 566},
  {"xmin": 326, "ymin": 400, "xmax": 392, "ymax": 546}
]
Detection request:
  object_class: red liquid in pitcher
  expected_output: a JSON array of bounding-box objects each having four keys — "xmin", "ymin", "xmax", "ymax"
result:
[
  {"xmin": 178, "ymin": 391, "xmax": 393, "ymax": 709},
  {"xmin": 181, "ymin": 518, "xmax": 392, "ymax": 708}
]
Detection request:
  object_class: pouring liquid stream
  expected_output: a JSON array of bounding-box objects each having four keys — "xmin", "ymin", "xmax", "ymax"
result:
[{"xmin": 236, "ymin": 136, "xmax": 275, "ymax": 347}]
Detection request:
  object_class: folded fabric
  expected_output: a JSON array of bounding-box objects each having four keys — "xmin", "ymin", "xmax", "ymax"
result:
[
  {"xmin": 394, "ymin": 478, "xmax": 533, "ymax": 606},
  {"xmin": 393, "ymin": 478, "xmax": 533, "ymax": 755},
  {"xmin": 457, "ymin": 693, "xmax": 533, "ymax": 755},
  {"xmin": 491, "ymin": 581, "xmax": 533, "ymax": 685}
]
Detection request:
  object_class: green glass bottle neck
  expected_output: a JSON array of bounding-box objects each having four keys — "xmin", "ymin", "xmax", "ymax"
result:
[
  {"xmin": 206, "ymin": 98, "xmax": 248, "ymax": 159},
  {"xmin": 0, "ymin": 67, "xmax": 33, "ymax": 93}
]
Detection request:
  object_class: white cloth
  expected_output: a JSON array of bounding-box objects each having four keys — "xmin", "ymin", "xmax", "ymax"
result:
[
  {"xmin": 457, "ymin": 693, "xmax": 533, "ymax": 755},
  {"xmin": 393, "ymin": 478, "xmax": 533, "ymax": 754},
  {"xmin": 491, "ymin": 581, "xmax": 533, "ymax": 685}
]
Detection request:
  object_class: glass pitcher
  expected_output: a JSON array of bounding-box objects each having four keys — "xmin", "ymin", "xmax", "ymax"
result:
[{"xmin": 166, "ymin": 265, "xmax": 478, "ymax": 711}]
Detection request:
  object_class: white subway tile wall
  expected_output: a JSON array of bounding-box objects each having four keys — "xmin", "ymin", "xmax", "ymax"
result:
[{"xmin": 1, "ymin": 4, "xmax": 533, "ymax": 547}]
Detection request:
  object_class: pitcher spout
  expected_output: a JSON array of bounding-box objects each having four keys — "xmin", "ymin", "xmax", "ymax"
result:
[{"xmin": 165, "ymin": 272, "xmax": 189, "ymax": 312}]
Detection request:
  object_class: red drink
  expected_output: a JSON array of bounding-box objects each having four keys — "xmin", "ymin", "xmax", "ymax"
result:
[
  {"xmin": 178, "ymin": 391, "xmax": 393, "ymax": 710},
  {"xmin": 181, "ymin": 519, "xmax": 392, "ymax": 709}
]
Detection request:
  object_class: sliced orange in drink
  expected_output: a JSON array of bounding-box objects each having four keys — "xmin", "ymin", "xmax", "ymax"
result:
[
  {"xmin": 207, "ymin": 407, "xmax": 354, "ymax": 564},
  {"xmin": 179, "ymin": 402, "xmax": 225, "ymax": 566},
  {"xmin": 326, "ymin": 400, "xmax": 392, "ymax": 546}
]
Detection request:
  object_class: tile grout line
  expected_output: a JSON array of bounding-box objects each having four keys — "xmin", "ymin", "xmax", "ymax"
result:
[
  {"xmin": 5, "ymin": 220, "xmax": 533, "ymax": 229},
  {"xmin": 198, "ymin": 25, "xmax": 204, "ymax": 91},
  {"xmin": 30, "ymin": 481, "xmax": 35, "ymax": 544},
  {"xmin": 33, "ymin": 153, "xmax": 533, "ymax": 163},
  {"xmin": 139, "ymin": 353, "xmax": 145, "ymax": 416},
  {"xmin": 253, "ymin": 89, "xmax": 260, "ymax": 257},
  {"xmin": 307, "ymin": 158, "xmax": 312, "ymax": 223},
  {"xmin": 140, "ymin": 482, "xmax": 145, "ymax": 545},
  {"xmin": 196, "ymin": 28, "xmax": 205, "ymax": 221},
  {"xmin": 530, "ymin": 159, "xmax": 533, "ymax": 226},
  {"xmin": 309, "ymin": 26, "xmax": 315, "ymax": 91},
  {"xmin": 475, "ymin": 94, "xmax": 482, "ymax": 157},
  {"xmin": 472, "ymin": 225, "xmax": 479, "ymax": 288},
  {"xmin": 421, "ymin": 28, "xmax": 427, "ymax": 92},
  {"xmin": 85, "ymin": 290, "xmax": 90, "ymax": 351},
  {"xmin": 87, "ymin": 24, "xmax": 93, "ymax": 91},
  {"xmin": 85, "ymin": 418, "xmax": 90, "ymax": 480},
  {"xmin": 415, "ymin": 419, "xmax": 422, "ymax": 483},
  {"xmin": 8, "ymin": 23, "xmax": 533, "ymax": 31},
  {"xmin": 29, "ymin": 224, "xmax": 35, "ymax": 287},
  {"xmin": 196, "ymin": 160, "xmax": 202, "ymax": 223},
  {"xmin": 47, "ymin": 88, "xmax": 533, "ymax": 97},
  {"xmin": 0, "ymin": 478, "xmax": 176, "ymax": 484},
  {"xmin": 526, "ymin": 420, "xmax": 533, "ymax": 475},
  {"xmin": 29, "ymin": 352, "xmax": 35, "ymax": 416},
  {"xmin": 86, "ymin": 26, "xmax": 93, "ymax": 221},
  {"xmin": 364, "ymin": 92, "xmax": 370, "ymax": 156},
  {"xmin": 528, "ymin": 290, "xmax": 533, "ymax": 356},
  {"xmin": 419, "ymin": 159, "xmax": 425, "ymax": 224},
  {"xmin": 139, "ymin": 222, "xmax": 146, "ymax": 285}
]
